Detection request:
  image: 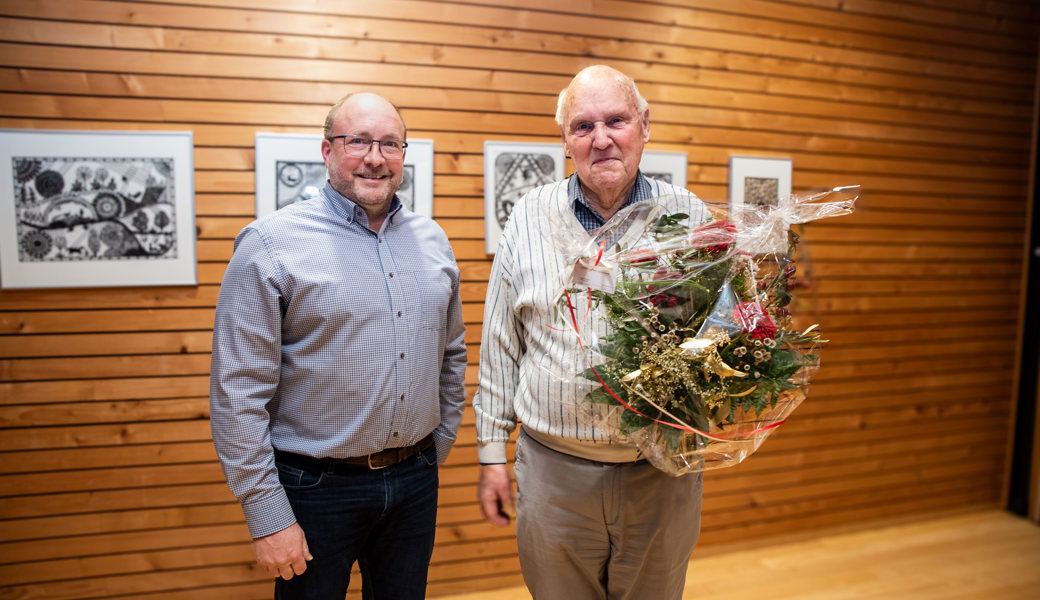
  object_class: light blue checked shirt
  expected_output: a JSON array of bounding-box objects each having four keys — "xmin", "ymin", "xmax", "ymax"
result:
[{"xmin": 210, "ymin": 182, "xmax": 467, "ymax": 539}]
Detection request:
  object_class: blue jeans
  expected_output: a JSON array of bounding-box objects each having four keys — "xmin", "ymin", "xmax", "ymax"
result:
[{"xmin": 273, "ymin": 443, "xmax": 439, "ymax": 600}]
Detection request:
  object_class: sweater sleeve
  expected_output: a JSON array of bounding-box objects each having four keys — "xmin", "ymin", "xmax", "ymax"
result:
[{"xmin": 473, "ymin": 198, "xmax": 526, "ymax": 464}]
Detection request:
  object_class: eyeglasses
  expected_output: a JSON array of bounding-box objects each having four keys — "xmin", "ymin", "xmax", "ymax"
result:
[{"xmin": 327, "ymin": 135, "xmax": 408, "ymax": 158}]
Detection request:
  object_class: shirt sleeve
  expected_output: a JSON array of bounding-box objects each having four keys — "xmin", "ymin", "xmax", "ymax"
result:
[
  {"xmin": 209, "ymin": 226, "xmax": 296, "ymax": 539},
  {"xmin": 473, "ymin": 213, "xmax": 524, "ymax": 464},
  {"xmin": 433, "ymin": 246, "xmax": 468, "ymax": 464}
]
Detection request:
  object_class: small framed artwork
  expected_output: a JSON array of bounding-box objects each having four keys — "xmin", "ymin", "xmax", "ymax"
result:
[
  {"xmin": 255, "ymin": 132, "xmax": 326, "ymax": 219},
  {"xmin": 0, "ymin": 129, "xmax": 197, "ymax": 289},
  {"xmin": 640, "ymin": 150, "xmax": 688, "ymax": 188},
  {"xmin": 255, "ymin": 133, "xmax": 434, "ymax": 218},
  {"xmin": 728, "ymin": 156, "xmax": 792, "ymax": 212},
  {"xmin": 399, "ymin": 138, "xmax": 434, "ymax": 217},
  {"xmin": 484, "ymin": 141, "xmax": 565, "ymax": 254},
  {"xmin": 728, "ymin": 155, "xmax": 793, "ymax": 253}
]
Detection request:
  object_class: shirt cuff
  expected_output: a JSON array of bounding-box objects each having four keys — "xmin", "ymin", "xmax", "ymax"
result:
[
  {"xmin": 433, "ymin": 430, "xmax": 453, "ymax": 464},
  {"xmin": 477, "ymin": 440, "xmax": 508, "ymax": 464},
  {"xmin": 241, "ymin": 487, "xmax": 296, "ymax": 540}
]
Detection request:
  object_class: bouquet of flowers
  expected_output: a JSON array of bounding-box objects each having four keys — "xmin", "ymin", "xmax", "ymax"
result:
[{"xmin": 553, "ymin": 186, "xmax": 858, "ymax": 475}]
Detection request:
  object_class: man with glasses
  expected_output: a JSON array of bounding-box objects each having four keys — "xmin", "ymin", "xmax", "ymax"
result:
[
  {"xmin": 474, "ymin": 65, "xmax": 707, "ymax": 599},
  {"xmin": 211, "ymin": 92, "xmax": 467, "ymax": 599}
]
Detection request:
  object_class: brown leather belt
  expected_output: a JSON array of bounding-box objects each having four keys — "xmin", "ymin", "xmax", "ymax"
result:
[{"xmin": 275, "ymin": 433, "xmax": 435, "ymax": 472}]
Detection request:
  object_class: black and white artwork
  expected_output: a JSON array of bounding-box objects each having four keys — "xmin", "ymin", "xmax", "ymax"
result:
[
  {"xmin": 14, "ymin": 157, "xmax": 178, "ymax": 261},
  {"xmin": 256, "ymin": 133, "xmax": 433, "ymax": 218},
  {"xmin": 274, "ymin": 160, "xmax": 326, "ymax": 210},
  {"xmin": 483, "ymin": 141, "xmax": 565, "ymax": 254},
  {"xmin": 0, "ymin": 129, "xmax": 196, "ymax": 289},
  {"xmin": 744, "ymin": 177, "xmax": 780, "ymax": 207},
  {"xmin": 640, "ymin": 150, "xmax": 688, "ymax": 188},
  {"xmin": 401, "ymin": 138, "xmax": 433, "ymax": 217},
  {"xmin": 728, "ymin": 155, "xmax": 793, "ymax": 253}
]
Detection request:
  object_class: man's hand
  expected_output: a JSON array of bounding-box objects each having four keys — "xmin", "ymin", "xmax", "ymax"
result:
[
  {"xmin": 478, "ymin": 463, "xmax": 515, "ymax": 527},
  {"xmin": 254, "ymin": 522, "xmax": 313, "ymax": 580}
]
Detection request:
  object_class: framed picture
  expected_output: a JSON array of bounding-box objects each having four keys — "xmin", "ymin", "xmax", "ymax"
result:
[
  {"xmin": 728, "ymin": 155, "xmax": 792, "ymax": 211},
  {"xmin": 0, "ymin": 129, "xmax": 196, "ymax": 289},
  {"xmin": 483, "ymin": 141, "xmax": 565, "ymax": 254},
  {"xmin": 255, "ymin": 132, "xmax": 326, "ymax": 219},
  {"xmin": 640, "ymin": 150, "xmax": 688, "ymax": 188},
  {"xmin": 728, "ymin": 155, "xmax": 793, "ymax": 253},
  {"xmin": 399, "ymin": 138, "xmax": 434, "ymax": 217},
  {"xmin": 255, "ymin": 133, "xmax": 434, "ymax": 218}
]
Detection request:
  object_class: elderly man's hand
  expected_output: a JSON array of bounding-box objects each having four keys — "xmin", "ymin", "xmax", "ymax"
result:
[
  {"xmin": 254, "ymin": 522, "xmax": 313, "ymax": 580},
  {"xmin": 478, "ymin": 463, "xmax": 515, "ymax": 527}
]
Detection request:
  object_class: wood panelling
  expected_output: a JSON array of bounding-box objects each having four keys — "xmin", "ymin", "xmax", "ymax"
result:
[{"xmin": 0, "ymin": 0, "xmax": 1036, "ymax": 598}]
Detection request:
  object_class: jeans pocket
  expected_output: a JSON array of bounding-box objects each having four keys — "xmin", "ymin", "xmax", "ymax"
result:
[
  {"xmin": 417, "ymin": 442, "xmax": 438, "ymax": 468},
  {"xmin": 275, "ymin": 461, "xmax": 325, "ymax": 490}
]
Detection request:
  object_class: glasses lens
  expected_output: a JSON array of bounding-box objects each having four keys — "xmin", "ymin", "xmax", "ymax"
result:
[
  {"xmin": 378, "ymin": 140, "xmax": 404, "ymax": 158},
  {"xmin": 342, "ymin": 137, "xmax": 371, "ymax": 156},
  {"xmin": 339, "ymin": 137, "xmax": 405, "ymax": 158}
]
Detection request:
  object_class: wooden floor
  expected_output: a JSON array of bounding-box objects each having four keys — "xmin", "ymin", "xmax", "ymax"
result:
[{"xmin": 439, "ymin": 508, "xmax": 1040, "ymax": 600}]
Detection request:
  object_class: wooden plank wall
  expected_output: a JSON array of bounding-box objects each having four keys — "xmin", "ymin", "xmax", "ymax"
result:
[{"xmin": 0, "ymin": 0, "xmax": 1037, "ymax": 597}]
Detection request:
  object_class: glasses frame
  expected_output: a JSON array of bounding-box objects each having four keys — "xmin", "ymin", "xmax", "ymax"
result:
[{"xmin": 327, "ymin": 135, "xmax": 408, "ymax": 158}]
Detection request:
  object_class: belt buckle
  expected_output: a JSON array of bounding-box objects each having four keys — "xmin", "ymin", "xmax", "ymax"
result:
[{"xmin": 367, "ymin": 452, "xmax": 389, "ymax": 470}]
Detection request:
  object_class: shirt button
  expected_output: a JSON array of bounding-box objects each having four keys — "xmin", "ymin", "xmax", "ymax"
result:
[
  {"xmin": 388, "ymin": 272, "xmax": 394, "ymax": 278},
  {"xmin": 400, "ymin": 353, "xmax": 405, "ymax": 359},
  {"xmin": 400, "ymin": 394, "xmax": 405, "ymax": 401},
  {"xmin": 397, "ymin": 311, "xmax": 402, "ymax": 317}
]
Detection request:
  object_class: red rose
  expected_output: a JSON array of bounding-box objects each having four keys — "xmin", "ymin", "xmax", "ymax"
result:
[{"xmin": 733, "ymin": 302, "xmax": 776, "ymax": 339}]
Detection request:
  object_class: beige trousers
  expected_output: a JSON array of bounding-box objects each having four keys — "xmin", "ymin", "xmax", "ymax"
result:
[{"xmin": 514, "ymin": 429, "xmax": 703, "ymax": 600}]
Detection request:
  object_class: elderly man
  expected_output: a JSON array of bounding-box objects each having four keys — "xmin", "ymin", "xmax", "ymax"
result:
[
  {"xmin": 474, "ymin": 65, "xmax": 707, "ymax": 599},
  {"xmin": 210, "ymin": 92, "xmax": 467, "ymax": 599}
]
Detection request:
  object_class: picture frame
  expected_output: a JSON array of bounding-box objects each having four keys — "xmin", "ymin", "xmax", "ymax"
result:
[
  {"xmin": 640, "ymin": 150, "xmax": 688, "ymax": 188},
  {"xmin": 483, "ymin": 141, "xmax": 565, "ymax": 254},
  {"xmin": 728, "ymin": 155, "xmax": 794, "ymax": 253},
  {"xmin": 400, "ymin": 138, "xmax": 434, "ymax": 218},
  {"xmin": 728, "ymin": 155, "xmax": 792, "ymax": 212},
  {"xmin": 255, "ymin": 132, "xmax": 326, "ymax": 219},
  {"xmin": 255, "ymin": 133, "xmax": 434, "ymax": 218},
  {"xmin": 0, "ymin": 129, "xmax": 197, "ymax": 289}
]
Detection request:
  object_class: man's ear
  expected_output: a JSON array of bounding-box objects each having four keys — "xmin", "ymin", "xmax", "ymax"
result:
[
  {"xmin": 641, "ymin": 109, "xmax": 651, "ymax": 143},
  {"xmin": 560, "ymin": 127, "xmax": 571, "ymax": 157},
  {"xmin": 321, "ymin": 138, "xmax": 333, "ymax": 167}
]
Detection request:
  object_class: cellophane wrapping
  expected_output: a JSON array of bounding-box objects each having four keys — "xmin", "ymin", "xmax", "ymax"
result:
[{"xmin": 550, "ymin": 186, "xmax": 859, "ymax": 475}]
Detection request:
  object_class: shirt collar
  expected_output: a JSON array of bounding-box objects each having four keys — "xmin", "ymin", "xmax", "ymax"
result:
[
  {"xmin": 321, "ymin": 181, "xmax": 403, "ymax": 228},
  {"xmin": 569, "ymin": 170, "xmax": 652, "ymax": 231}
]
